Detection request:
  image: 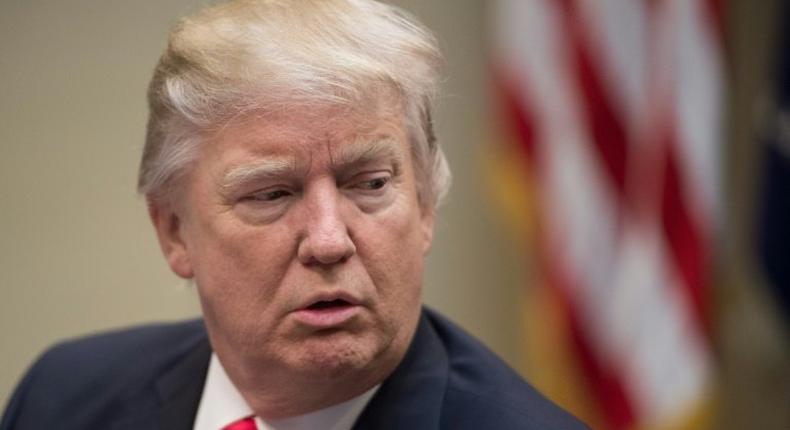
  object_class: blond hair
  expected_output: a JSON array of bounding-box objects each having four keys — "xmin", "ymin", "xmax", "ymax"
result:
[{"xmin": 138, "ymin": 0, "xmax": 450, "ymax": 209}]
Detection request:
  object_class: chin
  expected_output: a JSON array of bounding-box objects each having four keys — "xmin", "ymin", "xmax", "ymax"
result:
[{"xmin": 288, "ymin": 330, "xmax": 385, "ymax": 381}]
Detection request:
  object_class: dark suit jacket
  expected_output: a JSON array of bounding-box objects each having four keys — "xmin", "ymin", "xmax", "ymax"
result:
[{"xmin": 1, "ymin": 308, "xmax": 587, "ymax": 429}]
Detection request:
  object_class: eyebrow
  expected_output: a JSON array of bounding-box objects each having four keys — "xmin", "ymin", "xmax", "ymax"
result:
[
  {"xmin": 332, "ymin": 137, "xmax": 404, "ymax": 175},
  {"xmin": 219, "ymin": 157, "xmax": 298, "ymax": 191},
  {"xmin": 217, "ymin": 137, "xmax": 405, "ymax": 191}
]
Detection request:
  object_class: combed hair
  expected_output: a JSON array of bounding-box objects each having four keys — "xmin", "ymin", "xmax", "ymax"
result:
[{"xmin": 138, "ymin": 0, "xmax": 451, "ymax": 209}]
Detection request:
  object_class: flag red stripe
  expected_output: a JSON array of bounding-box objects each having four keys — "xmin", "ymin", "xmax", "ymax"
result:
[
  {"xmin": 495, "ymin": 68, "xmax": 638, "ymax": 429},
  {"xmin": 567, "ymin": 306, "xmax": 636, "ymax": 430},
  {"xmin": 546, "ymin": 250, "xmax": 637, "ymax": 430},
  {"xmin": 660, "ymin": 135, "xmax": 711, "ymax": 333},
  {"xmin": 645, "ymin": 0, "xmax": 715, "ymax": 339},
  {"xmin": 534, "ymin": 0, "xmax": 639, "ymax": 425},
  {"xmin": 493, "ymin": 0, "xmax": 720, "ymax": 425},
  {"xmin": 557, "ymin": 0, "xmax": 629, "ymax": 197},
  {"xmin": 703, "ymin": 0, "xmax": 725, "ymax": 43},
  {"xmin": 494, "ymin": 66, "xmax": 537, "ymax": 160}
]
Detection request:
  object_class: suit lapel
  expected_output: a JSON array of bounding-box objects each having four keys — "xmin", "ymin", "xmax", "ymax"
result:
[
  {"xmin": 109, "ymin": 335, "xmax": 212, "ymax": 430},
  {"xmin": 156, "ymin": 339, "xmax": 212, "ymax": 430},
  {"xmin": 353, "ymin": 311, "xmax": 449, "ymax": 430}
]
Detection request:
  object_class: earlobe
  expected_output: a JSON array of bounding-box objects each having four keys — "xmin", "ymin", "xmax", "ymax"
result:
[
  {"xmin": 420, "ymin": 209, "xmax": 435, "ymax": 255},
  {"xmin": 148, "ymin": 200, "xmax": 194, "ymax": 279}
]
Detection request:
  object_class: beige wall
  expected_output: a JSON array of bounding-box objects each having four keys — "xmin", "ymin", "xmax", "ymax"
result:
[{"xmin": 0, "ymin": 0, "xmax": 526, "ymax": 407}]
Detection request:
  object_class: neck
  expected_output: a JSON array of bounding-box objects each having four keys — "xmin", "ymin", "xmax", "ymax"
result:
[
  {"xmin": 213, "ymin": 326, "xmax": 416, "ymax": 419},
  {"xmin": 241, "ymin": 359, "xmax": 393, "ymax": 419}
]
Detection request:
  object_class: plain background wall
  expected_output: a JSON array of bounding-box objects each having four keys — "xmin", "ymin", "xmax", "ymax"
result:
[{"xmin": 0, "ymin": 0, "xmax": 528, "ymax": 407}]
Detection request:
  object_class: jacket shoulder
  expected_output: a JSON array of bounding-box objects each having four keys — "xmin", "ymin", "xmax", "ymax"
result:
[
  {"xmin": 37, "ymin": 319, "xmax": 205, "ymax": 370},
  {"xmin": 28, "ymin": 319, "xmax": 206, "ymax": 390},
  {"xmin": 425, "ymin": 310, "xmax": 588, "ymax": 430},
  {"xmin": 1, "ymin": 319, "xmax": 207, "ymax": 429}
]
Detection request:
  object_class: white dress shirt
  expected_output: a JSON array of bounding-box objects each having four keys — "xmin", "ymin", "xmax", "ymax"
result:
[{"xmin": 193, "ymin": 354, "xmax": 380, "ymax": 430}]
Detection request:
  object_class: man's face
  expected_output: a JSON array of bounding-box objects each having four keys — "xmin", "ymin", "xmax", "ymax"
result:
[{"xmin": 153, "ymin": 100, "xmax": 433, "ymax": 386}]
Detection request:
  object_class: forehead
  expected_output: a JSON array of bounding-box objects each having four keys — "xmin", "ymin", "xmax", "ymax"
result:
[{"xmin": 203, "ymin": 101, "xmax": 409, "ymax": 165}]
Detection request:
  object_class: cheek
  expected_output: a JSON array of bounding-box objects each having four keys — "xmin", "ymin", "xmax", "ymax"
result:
[
  {"xmin": 189, "ymin": 227, "xmax": 300, "ymax": 347},
  {"xmin": 186, "ymin": 217, "xmax": 296, "ymax": 308},
  {"xmin": 357, "ymin": 201, "xmax": 426, "ymax": 303}
]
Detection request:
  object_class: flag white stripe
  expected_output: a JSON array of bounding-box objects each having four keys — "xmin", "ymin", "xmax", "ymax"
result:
[
  {"xmin": 493, "ymin": 0, "xmax": 721, "ymax": 426},
  {"xmin": 577, "ymin": 0, "xmax": 649, "ymax": 129},
  {"xmin": 672, "ymin": 0, "xmax": 724, "ymax": 225}
]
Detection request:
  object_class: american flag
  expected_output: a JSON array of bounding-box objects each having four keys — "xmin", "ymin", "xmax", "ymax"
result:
[{"xmin": 489, "ymin": 0, "xmax": 724, "ymax": 428}]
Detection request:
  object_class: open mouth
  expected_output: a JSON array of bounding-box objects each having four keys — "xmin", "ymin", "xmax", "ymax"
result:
[
  {"xmin": 306, "ymin": 299, "xmax": 351, "ymax": 310},
  {"xmin": 295, "ymin": 297, "xmax": 359, "ymax": 326}
]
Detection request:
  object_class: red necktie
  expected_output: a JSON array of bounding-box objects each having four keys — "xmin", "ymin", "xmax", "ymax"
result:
[{"xmin": 222, "ymin": 416, "xmax": 258, "ymax": 430}]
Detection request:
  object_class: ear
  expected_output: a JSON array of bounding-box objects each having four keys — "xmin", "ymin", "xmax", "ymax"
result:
[
  {"xmin": 147, "ymin": 199, "xmax": 194, "ymax": 279},
  {"xmin": 419, "ymin": 207, "xmax": 435, "ymax": 256}
]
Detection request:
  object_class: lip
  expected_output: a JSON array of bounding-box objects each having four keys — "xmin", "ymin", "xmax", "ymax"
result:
[
  {"xmin": 292, "ymin": 291, "xmax": 363, "ymax": 328},
  {"xmin": 292, "ymin": 305, "xmax": 361, "ymax": 327}
]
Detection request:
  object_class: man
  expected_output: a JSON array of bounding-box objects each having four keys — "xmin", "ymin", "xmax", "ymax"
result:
[{"xmin": 1, "ymin": 1, "xmax": 587, "ymax": 429}]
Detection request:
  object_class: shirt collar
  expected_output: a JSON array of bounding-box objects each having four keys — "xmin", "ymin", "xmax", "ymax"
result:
[{"xmin": 193, "ymin": 353, "xmax": 379, "ymax": 430}]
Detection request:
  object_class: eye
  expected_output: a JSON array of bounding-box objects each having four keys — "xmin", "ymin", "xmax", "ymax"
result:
[
  {"xmin": 358, "ymin": 176, "xmax": 390, "ymax": 190},
  {"xmin": 244, "ymin": 189, "xmax": 292, "ymax": 202},
  {"xmin": 342, "ymin": 172, "xmax": 396, "ymax": 212}
]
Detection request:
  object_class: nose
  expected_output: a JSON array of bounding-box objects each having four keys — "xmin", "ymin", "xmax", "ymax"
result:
[{"xmin": 297, "ymin": 185, "xmax": 356, "ymax": 266}]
